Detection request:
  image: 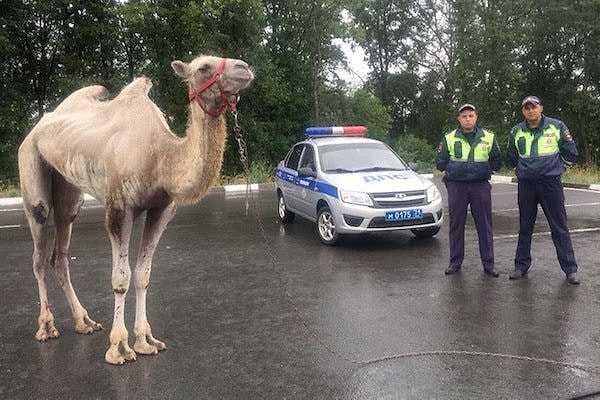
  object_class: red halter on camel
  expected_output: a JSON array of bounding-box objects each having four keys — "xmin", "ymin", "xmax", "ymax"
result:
[{"xmin": 188, "ymin": 58, "xmax": 240, "ymax": 118}]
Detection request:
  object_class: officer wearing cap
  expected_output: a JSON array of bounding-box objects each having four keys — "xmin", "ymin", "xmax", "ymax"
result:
[
  {"xmin": 507, "ymin": 96, "xmax": 580, "ymax": 284},
  {"xmin": 436, "ymin": 103, "xmax": 502, "ymax": 277}
]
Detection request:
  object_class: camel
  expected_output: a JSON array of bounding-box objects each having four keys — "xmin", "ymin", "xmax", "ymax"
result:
[{"xmin": 18, "ymin": 55, "xmax": 254, "ymax": 364}]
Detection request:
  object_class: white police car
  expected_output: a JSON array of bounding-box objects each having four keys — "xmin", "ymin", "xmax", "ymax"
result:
[{"xmin": 275, "ymin": 126, "xmax": 444, "ymax": 245}]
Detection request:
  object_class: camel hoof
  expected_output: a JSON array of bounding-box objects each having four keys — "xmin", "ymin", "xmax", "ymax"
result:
[
  {"xmin": 133, "ymin": 322, "xmax": 166, "ymax": 354},
  {"xmin": 36, "ymin": 326, "xmax": 60, "ymax": 341},
  {"xmin": 153, "ymin": 339, "xmax": 166, "ymax": 351},
  {"xmin": 134, "ymin": 341, "xmax": 159, "ymax": 355},
  {"xmin": 105, "ymin": 355, "xmax": 125, "ymax": 365},
  {"xmin": 105, "ymin": 346, "xmax": 122, "ymax": 365},
  {"xmin": 85, "ymin": 316, "xmax": 103, "ymax": 331},
  {"xmin": 76, "ymin": 316, "xmax": 103, "ymax": 334},
  {"xmin": 75, "ymin": 325, "xmax": 94, "ymax": 334},
  {"xmin": 133, "ymin": 331, "xmax": 166, "ymax": 354},
  {"xmin": 35, "ymin": 330, "xmax": 49, "ymax": 341},
  {"xmin": 124, "ymin": 348, "xmax": 137, "ymax": 361},
  {"xmin": 105, "ymin": 346, "xmax": 137, "ymax": 365}
]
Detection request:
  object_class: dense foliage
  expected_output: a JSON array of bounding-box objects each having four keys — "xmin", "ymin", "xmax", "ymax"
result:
[{"xmin": 1, "ymin": 0, "xmax": 599, "ymax": 185}]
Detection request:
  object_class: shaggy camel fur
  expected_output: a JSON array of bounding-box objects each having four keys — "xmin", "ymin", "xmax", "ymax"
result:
[{"xmin": 18, "ymin": 55, "xmax": 254, "ymax": 364}]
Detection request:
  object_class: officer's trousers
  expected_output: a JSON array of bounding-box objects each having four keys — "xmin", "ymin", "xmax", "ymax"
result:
[
  {"xmin": 514, "ymin": 176, "xmax": 578, "ymax": 274},
  {"xmin": 446, "ymin": 180, "xmax": 494, "ymax": 270}
]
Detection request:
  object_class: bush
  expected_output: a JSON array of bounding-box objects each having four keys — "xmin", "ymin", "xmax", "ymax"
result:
[
  {"xmin": 393, "ymin": 134, "xmax": 437, "ymax": 173},
  {"xmin": 0, "ymin": 179, "xmax": 20, "ymax": 198},
  {"xmin": 248, "ymin": 160, "xmax": 273, "ymax": 183},
  {"xmin": 218, "ymin": 159, "xmax": 274, "ymax": 185}
]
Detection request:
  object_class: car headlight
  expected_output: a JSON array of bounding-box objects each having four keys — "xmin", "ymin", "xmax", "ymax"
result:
[
  {"xmin": 340, "ymin": 190, "xmax": 373, "ymax": 206},
  {"xmin": 426, "ymin": 185, "xmax": 441, "ymax": 203}
]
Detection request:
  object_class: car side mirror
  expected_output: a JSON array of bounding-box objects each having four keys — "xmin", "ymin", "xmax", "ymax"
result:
[
  {"xmin": 297, "ymin": 167, "xmax": 317, "ymax": 178},
  {"xmin": 408, "ymin": 162, "xmax": 418, "ymax": 171}
]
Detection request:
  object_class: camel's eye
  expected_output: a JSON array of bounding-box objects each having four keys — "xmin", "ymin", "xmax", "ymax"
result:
[{"xmin": 197, "ymin": 64, "xmax": 211, "ymax": 74}]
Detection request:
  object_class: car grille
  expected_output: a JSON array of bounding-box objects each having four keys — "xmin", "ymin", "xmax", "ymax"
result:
[
  {"xmin": 371, "ymin": 190, "xmax": 427, "ymax": 208},
  {"xmin": 368, "ymin": 213, "xmax": 435, "ymax": 228}
]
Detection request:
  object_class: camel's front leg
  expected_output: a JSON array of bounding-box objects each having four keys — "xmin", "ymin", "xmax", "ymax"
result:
[
  {"xmin": 133, "ymin": 202, "xmax": 176, "ymax": 355},
  {"xmin": 104, "ymin": 205, "xmax": 137, "ymax": 365}
]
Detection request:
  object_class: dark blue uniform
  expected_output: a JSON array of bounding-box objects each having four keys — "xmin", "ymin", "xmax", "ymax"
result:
[
  {"xmin": 507, "ymin": 115, "xmax": 579, "ymax": 275},
  {"xmin": 436, "ymin": 126, "xmax": 502, "ymax": 272}
]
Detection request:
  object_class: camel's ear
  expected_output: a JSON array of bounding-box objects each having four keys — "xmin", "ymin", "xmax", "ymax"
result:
[{"xmin": 171, "ymin": 60, "xmax": 189, "ymax": 78}]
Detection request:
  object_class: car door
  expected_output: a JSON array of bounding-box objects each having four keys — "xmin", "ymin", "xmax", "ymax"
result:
[
  {"xmin": 279, "ymin": 143, "xmax": 304, "ymax": 212},
  {"xmin": 295, "ymin": 144, "xmax": 318, "ymax": 217}
]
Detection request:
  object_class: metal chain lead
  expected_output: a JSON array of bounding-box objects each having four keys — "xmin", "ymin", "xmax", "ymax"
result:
[
  {"xmin": 233, "ymin": 111, "xmax": 250, "ymax": 215},
  {"xmin": 231, "ymin": 113, "xmax": 600, "ymax": 374}
]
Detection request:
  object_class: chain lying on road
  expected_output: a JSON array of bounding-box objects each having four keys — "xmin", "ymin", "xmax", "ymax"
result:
[{"xmin": 232, "ymin": 114, "xmax": 600, "ymax": 374}]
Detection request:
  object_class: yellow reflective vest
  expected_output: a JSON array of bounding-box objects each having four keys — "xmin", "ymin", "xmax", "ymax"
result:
[
  {"xmin": 446, "ymin": 129, "xmax": 495, "ymax": 162},
  {"xmin": 441, "ymin": 128, "xmax": 497, "ymax": 182},
  {"xmin": 508, "ymin": 116, "xmax": 578, "ymax": 180},
  {"xmin": 513, "ymin": 124, "xmax": 560, "ymax": 158}
]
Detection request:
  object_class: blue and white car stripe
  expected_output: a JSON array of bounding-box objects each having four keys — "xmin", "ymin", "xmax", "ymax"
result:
[{"xmin": 275, "ymin": 168, "xmax": 338, "ymax": 199}]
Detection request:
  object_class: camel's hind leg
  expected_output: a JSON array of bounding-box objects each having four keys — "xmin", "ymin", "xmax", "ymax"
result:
[
  {"xmin": 51, "ymin": 172, "xmax": 102, "ymax": 335},
  {"xmin": 133, "ymin": 202, "xmax": 176, "ymax": 355},
  {"xmin": 28, "ymin": 211, "xmax": 58, "ymax": 341},
  {"xmin": 18, "ymin": 143, "xmax": 57, "ymax": 341}
]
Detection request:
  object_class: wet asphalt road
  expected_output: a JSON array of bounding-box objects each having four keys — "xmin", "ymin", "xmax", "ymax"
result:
[{"xmin": 1, "ymin": 179, "xmax": 600, "ymax": 399}]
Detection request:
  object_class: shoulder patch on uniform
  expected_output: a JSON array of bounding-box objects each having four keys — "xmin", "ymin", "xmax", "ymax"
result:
[{"xmin": 437, "ymin": 142, "xmax": 443, "ymax": 153}]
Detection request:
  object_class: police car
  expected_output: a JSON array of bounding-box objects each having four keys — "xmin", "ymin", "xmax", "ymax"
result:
[{"xmin": 274, "ymin": 126, "xmax": 444, "ymax": 245}]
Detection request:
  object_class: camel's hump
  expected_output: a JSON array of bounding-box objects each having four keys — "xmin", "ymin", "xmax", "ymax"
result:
[
  {"xmin": 116, "ymin": 76, "xmax": 153, "ymax": 98},
  {"xmin": 53, "ymin": 85, "xmax": 110, "ymax": 113}
]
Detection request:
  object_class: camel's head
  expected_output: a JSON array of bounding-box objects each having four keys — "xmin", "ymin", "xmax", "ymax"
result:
[{"xmin": 172, "ymin": 55, "xmax": 254, "ymax": 117}]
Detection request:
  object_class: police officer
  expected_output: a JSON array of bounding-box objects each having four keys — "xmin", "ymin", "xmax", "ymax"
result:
[
  {"xmin": 507, "ymin": 95, "xmax": 580, "ymax": 284},
  {"xmin": 436, "ymin": 104, "xmax": 502, "ymax": 277}
]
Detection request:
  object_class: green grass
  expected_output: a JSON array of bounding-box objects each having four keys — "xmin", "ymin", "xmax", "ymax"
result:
[
  {"xmin": 0, "ymin": 180, "xmax": 20, "ymax": 198},
  {"xmin": 218, "ymin": 160, "xmax": 274, "ymax": 186},
  {"xmin": 562, "ymin": 165, "xmax": 600, "ymax": 185},
  {"xmin": 497, "ymin": 165, "xmax": 600, "ymax": 185}
]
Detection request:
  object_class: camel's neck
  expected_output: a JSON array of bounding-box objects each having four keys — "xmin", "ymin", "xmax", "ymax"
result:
[{"xmin": 167, "ymin": 101, "xmax": 227, "ymax": 204}]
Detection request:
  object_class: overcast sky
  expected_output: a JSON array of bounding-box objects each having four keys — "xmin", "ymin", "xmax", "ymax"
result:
[{"xmin": 334, "ymin": 39, "xmax": 371, "ymax": 89}]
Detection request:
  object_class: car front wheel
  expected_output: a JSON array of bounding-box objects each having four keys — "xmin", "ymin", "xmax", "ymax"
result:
[
  {"xmin": 317, "ymin": 206, "xmax": 339, "ymax": 245},
  {"xmin": 277, "ymin": 193, "xmax": 295, "ymax": 223},
  {"xmin": 410, "ymin": 226, "xmax": 440, "ymax": 238}
]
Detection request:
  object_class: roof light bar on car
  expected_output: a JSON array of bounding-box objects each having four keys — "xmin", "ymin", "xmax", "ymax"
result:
[{"xmin": 304, "ymin": 126, "xmax": 368, "ymax": 136}]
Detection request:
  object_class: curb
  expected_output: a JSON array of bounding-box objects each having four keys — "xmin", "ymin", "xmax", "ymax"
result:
[
  {"xmin": 490, "ymin": 175, "xmax": 513, "ymax": 183},
  {"xmin": 2, "ymin": 176, "xmax": 598, "ymax": 207},
  {"xmin": 490, "ymin": 175, "xmax": 600, "ymax": 191},
  {"xmin": 0, "ymin": 182, "xmax": 275, "ymax": 207}
]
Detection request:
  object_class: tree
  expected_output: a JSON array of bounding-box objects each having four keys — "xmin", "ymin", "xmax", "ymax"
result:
[
  {"xmin": 0, "ymin": 0, "xmax": 121, "ymax": 182},
  {"xmin": 350, "ymin": 0, "xmax": 415, "ymax": 103},
  {"xmin": 2, "ymin": 0, "xmax": 600, "ymax": 189}
]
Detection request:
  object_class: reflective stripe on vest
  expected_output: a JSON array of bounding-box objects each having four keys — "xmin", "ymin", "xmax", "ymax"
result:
[
  {"xmin": 445, "ymin": 129, "xmax": 494, "ymax": 162},
  {"xmin": 514, "ymin": 124, "xmax": 560, "ymax": 158}
]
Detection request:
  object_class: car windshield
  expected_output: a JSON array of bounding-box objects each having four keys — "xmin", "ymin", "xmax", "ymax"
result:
[{"xmin": 319, "ymin": 142, "xmax": 408, "ymax": 173}]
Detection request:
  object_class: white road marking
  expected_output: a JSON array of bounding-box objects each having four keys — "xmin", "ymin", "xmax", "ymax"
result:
[
  {"xmin": 0, "ymin": 224, "xmax": 20, "ymax": 229},
  {"xmin": 565, "ymin": 186, "xmax": 600, "ymax": 193},
  {"xmin": 494, "ymin": 227, "xmax": 600, "ymax": 240},
  {"xmin": 224, "ymin": 183, "xmax": 259, "ymax": 192},
  {"xmin": 495, "ymin": 202, "xmax": 600, "ymax": 213},
  {"xmin": 492, "ymin": 191, "xmax": 519, "ymax": 196}
]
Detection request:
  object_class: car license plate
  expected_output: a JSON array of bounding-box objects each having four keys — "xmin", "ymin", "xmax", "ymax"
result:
[{"xmin": 385, "ymin": 209, "xmax": 422, "ymax": 221}]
